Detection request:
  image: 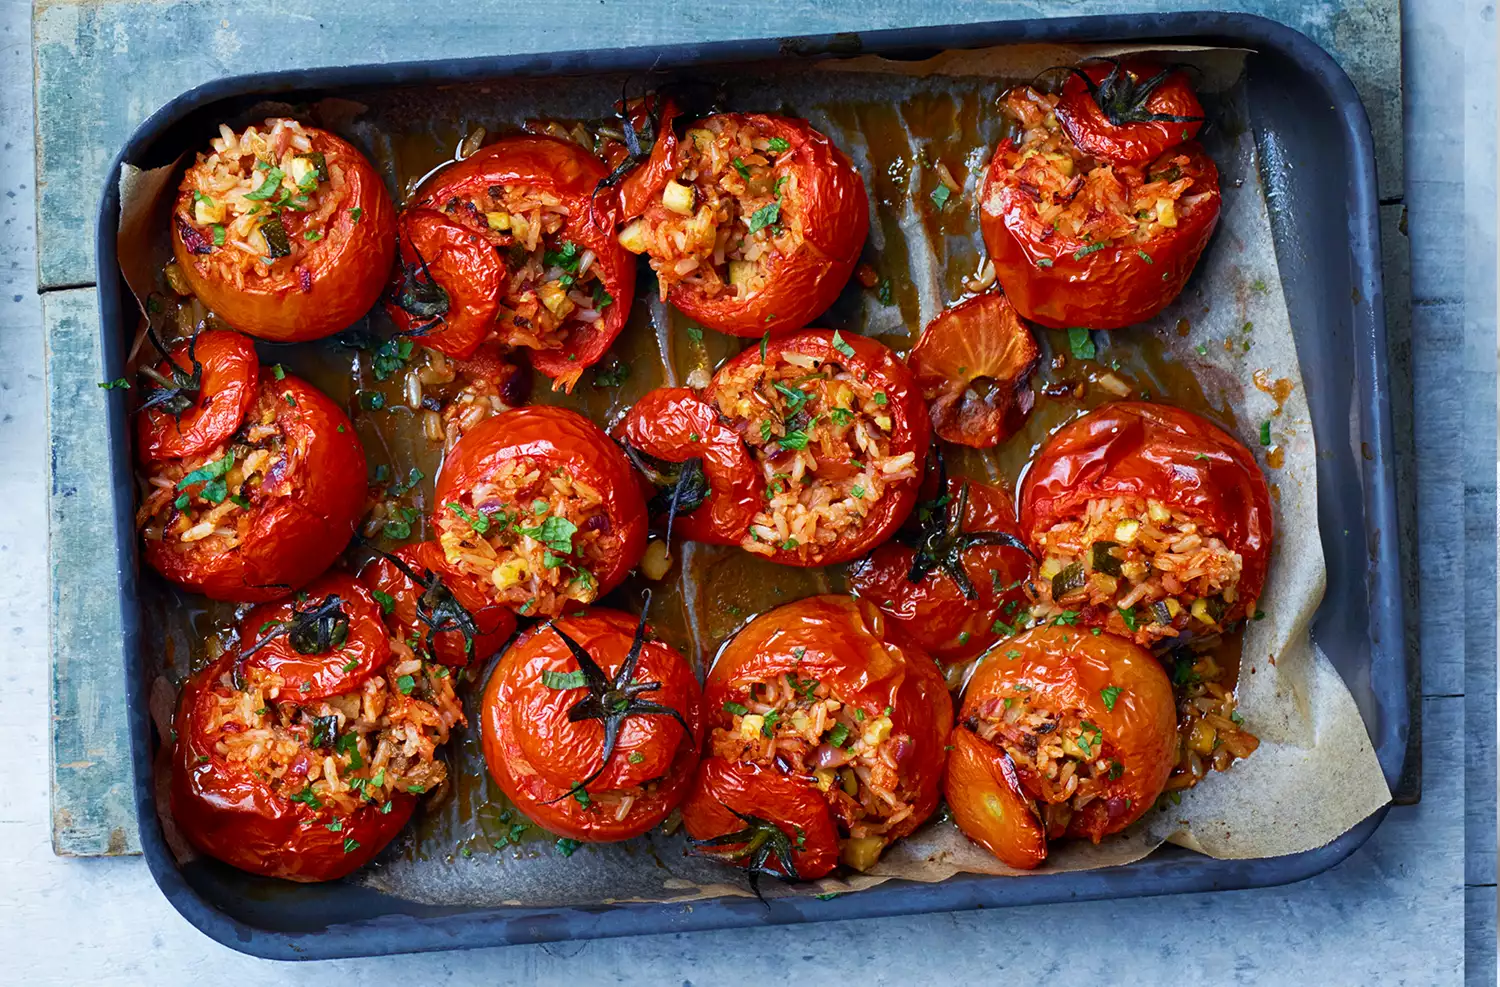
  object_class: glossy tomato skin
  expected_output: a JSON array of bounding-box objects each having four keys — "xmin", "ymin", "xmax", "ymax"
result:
[
  {"xmin": 703, "ymin": 330, "xmax": 931, "ymax": 567},
  {"xmin": 613, "ymin": 387, "xmax": 763, "ymax": 546},
  {"xmin": 680, "ymin": 756, "xmax": 841, "ymax": 881},
  {"xmin": 433, "ymin": 405, "xmax": 648, "ymax": 602},
  {"xmin": 136, "ymin": 330, "xmax": 260, "ymax": 463},
  {"xmin": 479, "ymin": 609, "xmax": 703, "ymax": 841},
  {"xmin": 849, "ymin": 478, "xmax": 1033, "ymax": 662},
  {"xmin": 702, "ymin": 596, "xmax": 953, "ymax": 848},
  {"xmin": 406, "ymin": 136, "xmax": 636, "ymax": 387},
  {"xmin": 946, "ymin": 626, "xmax": 1176, "ymax": 867},
  {"xmin": 386, "ymin": 207, "xmax": 505, "ymax": 359},
  {"xmin": 1054, "ymin": 59, "xmax": 1205, "ymax": 166},
  {"xmin": 171, "ymin": 654, "xmax": 416, "ymax": 882},
  {"xmin": 358, "ymin": 541, "xmax": 517, "ymax": 667},
  {"xmin": 979, "ymin": 141, "xmax": 1220, "ymax": 330},
  {"xmin": 1019, "ymin": 400, "xmax": 1274, "ymax": 610},
  {"xmin": 236, "ymin": 572, "xmax": 391, "ymax": 701},
  {"xmin": 623, "ymin": 112, "xmax": 869, "ymax": 337},
  {"xmin": 907, "ymin": 292, "xmax": 1039, "ymax": 448},
  {"xmin": 172, "ymin": 127, "xmax": 397, "ymax": 342},
  {"xmin": 144, "ymin": 374, "xmax": 368, "ymax": 603}
]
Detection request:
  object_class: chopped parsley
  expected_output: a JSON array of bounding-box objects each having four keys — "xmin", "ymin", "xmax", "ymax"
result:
[
  {"xmin": 542, "ymin": 669, "xmax": 588, "ymax": 690},
  {"xmin": 396, "ymin": 674, "xmax": 416, "ymax": 695},
  {"xmin": 723, "ymin": 701, "xmax": 749, "ymax": 716},
  {"xmin": 1073, "ymin": 241, "xmax": 1108, "ymax": 260},
  {"xmin": 1067, "ymin": 327, "xmax": 1096, "ymax": 361},
  {"xmin": 1101, "ymin": 685, "xmax": 1122, "ymax": 711},
  {"xmin": 831, "ymin": 329, "xmax": 856, "ymax": 359},
  {"xmin": 930, "ymin": 184, "xmax": 952, "ymax": 210},
  {"xmin": 518, "ymin": 515, "xmax": 577, "ymax": 555},
  {"xmin": 1259, "ymin": 420, "xmax": 1273, "ymax": 446}
]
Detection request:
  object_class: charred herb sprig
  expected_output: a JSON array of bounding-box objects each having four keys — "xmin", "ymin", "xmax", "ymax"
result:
[
  {"xmin": 902, "ymin": 453, "xmax": 1032, "ymax": 599},
  {"xmin": 389, "ymin": 235, "xmax": 450, "ymax": 338},
  {"xmin": 1050, "ymin": 57, "xmax": 1205, "ymax": 127},
  {"xmin": 136, "ymin": 325, "xmax": 204, "ymax": 422}
]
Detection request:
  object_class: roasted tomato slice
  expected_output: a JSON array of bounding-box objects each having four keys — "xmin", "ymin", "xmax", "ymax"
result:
[
  {"xmin": 235, "ymin": 572, "xmax": 391, "ymax": 701},
  {"xmin": 359, "ymin": 541, "xmax": 518, "ymax": 667},
  {"xmin": 1019, "ymin": 401, "xmax": 1273, "ymax": 647},
  {"xmin": 172, "ymin": 627, "xmax": 466, "ymax": 881},
  {"xmin": 394, "ymin": 136, "xmax": 635, "ymax": 390},
  {"xmin": 135, "ymin": 329, "xmax": 260, "ymax": 463},
  {"xmin": 1053, "ymin": 58, "xmax": 1206, "ymax": 166},
  {"xmin": 979, "ymin": 86, "xmax": 1221, "ymax": 330},
  {"xmin": 479, "ymin": 606, "xmax": 703, "ymax": 842},
  {"xmin": 697, "ymin": 595, "xmax": 951, "ymax": 875},
  {"xmin": 702, "ymin": 330, "xmax": 930, "ymax": 567},
  {"xmin": 171, "ymin": 118, "xmax": 397, "ymax": 342},
  {"xmin": 431, "ymin": 405, "xmax": 648, "ymax": 619},
  {"xmin": 613, "ymin": 387, "xmax": 764, "ymax": 546},
  {"xmin": 617, "ymin": 110, "xmax": 869, "ymax": 337},
  {"xmin": 907, "ymin": 292, "xmax": 1039, "ymax": 448},
  {"xmin": 138, "ymin": 371, "xmax": 367, "ymax": 602},
  {"xmin": 946, "ymin": 626, "xmax": 1177, "ymax": 867},
  {"xmin": 850, "ymin": 467, "xmax": 1033, "ymax": 663}
]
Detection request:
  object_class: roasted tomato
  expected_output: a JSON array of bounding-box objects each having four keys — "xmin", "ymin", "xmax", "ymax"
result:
[
  {"xmin": 907, "ymin": 292, "xmax": 1039, "ymax": 448},
  {"xmin": 135, "ymin": 329, "xmax": 260, "ymax": 463},
  {"xmin": 1019, "ymin": 401, "xmax": 1273, "ymax": 647},
  {"xmin": 172, "ymin": 584, "xmax": 467, "ymax": 881},
  {"xmin": 702, "ymin": 330, "xmax": 930, "ymax": 567},
  {"xmin": 431, "ymin": 405, "xmax": 648, "ymax": 618},
  {"xmin": 1053, "ymin": 58, "xmax": 1205, "ymax": 166},
  {"xmin": 945, "ymin": 626, "xmax": 1176, "ymax": 868},
  {"xmin": 389, "ymin": 136, "xmax": 635, "ymax": 389},
  {"xmin": 613, "ymin": 387, "xmax": 763, "ymax": 546},
  {"xmin": 979, "ymin": 85, "xmax": 1220, "ymax": 330},
  {"xmin": 617, "ymin": 109, "xmax": 868, "ymax": 337},
  {"xmin": 138, "ymin": 371, "xmax": 367, "ymax": 602},
  {"xmin": 479, "ymin": 605, "xmax": 702, "ymax": 841},
  {"xmin": 687, "ymin": 596, "xmax": 951, "ymax": 878},
  {"xmin": 171, "ymin": 118, "xmax": 396, "ymax": 342},
  {"xmin": 849, "ymin": 465, "xmax": 1033, "ymax": 663},
  {"xmin": 359, "ymin": 541, "xmax": 518, "ymax": 667}
]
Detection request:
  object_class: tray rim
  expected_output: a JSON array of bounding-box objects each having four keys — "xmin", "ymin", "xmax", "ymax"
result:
[{"xmin": 91, "ymin": 8, "xmax": 1406, "ymax": 960}]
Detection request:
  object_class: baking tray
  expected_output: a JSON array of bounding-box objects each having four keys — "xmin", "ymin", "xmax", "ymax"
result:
[{"xmin": 95, "ymin": 10, "xmax": 1409, "ymax": 960}]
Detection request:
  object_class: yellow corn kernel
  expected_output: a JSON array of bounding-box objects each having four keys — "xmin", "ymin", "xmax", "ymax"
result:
[
  {"xmin": 813, "ymin": 768, "xmax": 836, "ymax": 792},
  {"xmin": 491, "ymin": 558, "xmax": 529, "ymax": 590},
  {"xmin": 861, "ymin": 716, "xmax": 893, "ymax": 748},
  {"xmin": 874, "ymin": 415, "xmax": 893, "ymax": 431},
  {"xmin": 1190, "ymin": 597, "xmax": 1217, "ymax": 624},
  {"xmin": 193, "ymin": 196, "xmax": 225, "ymax": 225},
  {"xmin": 738, "ymin": 714, "xmax": 764, "ymax": 739},
  {"xmin": 841, "ymin": 836, "xmax": 885, "ymax": 872},
  {"xmin": 617, "ymin": 219, "xmax": 649, "ymax": 253},
  {"xmin": 1188, "ymin": 719, "xmax": 1217, "ymax": 755},
  {"xmin": 1114, "ymin": 518, "xmax": 1141, "ymax": 544},
  {"xmin": 1147, "ymin": 499, "xmax": 1171, "ymax": 523},
  {"xmin": 539, "ymin": 280, "xmax": 575, "ymax": 319},
  {"xmin": 662, "ymin": 180, "xmax": 696, "ymax": 216},
  {"xmin": 485, "ymin": 211, "xmax": 511, "ymax": 231},
  {"xmin": 640, "ymin": 539, "xmax": 672, "ymax": 581},
  {"xmin": 1155, "ymin": 197, "xmax": 1178, "ymax": 228},
  {"xmin": 834, "ymin": 384, "xmax": 855, "ymax": 409}
]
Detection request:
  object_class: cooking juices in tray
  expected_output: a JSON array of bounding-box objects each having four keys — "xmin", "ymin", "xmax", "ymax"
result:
[{"xmin": 134, "ymin": 58, "xmax": 1266, "ymax": 891}]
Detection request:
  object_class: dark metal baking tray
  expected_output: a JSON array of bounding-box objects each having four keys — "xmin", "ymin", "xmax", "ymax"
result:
[{"xmin": 95, "ymin": 10, "xmax": 1409, "ymax": 960}]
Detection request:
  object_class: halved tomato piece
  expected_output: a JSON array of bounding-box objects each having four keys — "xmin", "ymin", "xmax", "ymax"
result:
[{"xmin": 907, "ymin": 292, "xmax": 1039, "ymax": 448}]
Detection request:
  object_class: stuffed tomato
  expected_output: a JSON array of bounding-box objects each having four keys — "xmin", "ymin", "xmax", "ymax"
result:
[
  {"xmin": 171, "ymin": 572, "xmax": 465, "ymax": 881},
  {"xmin": 1020, "ymin": 401, "xmax": 1273, "ymax": 647},
  {"xmin": 701, "ymin": 330, "xmax": 929, "ymax": 567},
  {"xmin": 136, "ymin": 349, "xmax": 366, "ymax": 603},
  {"xmin": 359, "ymin": 541, "xmax": 518, "ymax": 667},
  {"xmin": 979, "ymin": 70, "xmax": 1220, "ymax": 330},
  {"xmin": 388, "ymin": 136, "xmax": 634, "ymax": 389},
  {"xmin": 479, "ymin": 605, "xmax": 702, "ymax": 841},
  {"xmin": 431, "ymin": 405, "xmax": 647, "ymax": 619},
  {"xmin": 683, "ymin": 596, "xmax": 951, "ymax": 880},
  {"xmin": 1052, "ymin": 58, "xmax": 1205, "ymax": 166},
  {"xmin": 171, "ymin": 118, "xmax": 396, "ymax": 342},
  {"xmin": 945, "ymin": 626, "xmax": 1177, "ymax": 869},
  {"xmin": 616, "ymin": 107, "xmax": 868, "ymax": 337}
]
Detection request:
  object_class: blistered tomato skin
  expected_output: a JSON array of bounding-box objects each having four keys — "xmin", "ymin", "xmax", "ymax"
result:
[
  {"xmin": 479, "ymin": 609, "xmax": 703, "ymax": 842},
  {"xmin": 172, "ymin": 128, "xmax": 397, "ymax": 343},
  {"xmin": 680, "ymin": 756, "xmax": 842, "ymax": 881},
  {"xmin": 614, "ymin": 387, "xmax": 764, "ymax": 546},
  {"xmin": 622, "ymin": 112, "xmax": 869, "ymax": 338},
  {"xmin": 358, "ymin": 541, "xmax": 518, "ymax": 667},
  {"xmin": 236, "ymin": 572, "xmax": 391, "ymax": 701},
  {"xmin": 171, "ymin": 655, "xmax": 416, "ymax": 883},
  {"xmin": 979, "ymin": 142, "xmax": 1220, "ymax": 331},
  {"xmin": 143, "ymin": 374, "xmax": 368, "ymax": 603},
  {"xmin": 945, "ymin": 626, "xmax": 1177, "ymax": 868},
  {"xmin": 1018, "ymin": 401, "xmax": 1274, "ymax": 607},
  {"xmin": 1053, "ymin": 59, "xmax": 1206, "ymax": 166},
  {"xmin": 136, "ymin": 330, "xmax": 260, "ymax": 463}
]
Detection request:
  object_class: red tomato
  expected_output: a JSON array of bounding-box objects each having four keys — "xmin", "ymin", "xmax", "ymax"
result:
[
  {"xmin": 432, "ymin": 406, "xmax": 648, "ymax": 616},
  {"xmin": 1019, "ymin": 401, "xmax": 1273, "ymax": 630},
  {"xmin": 235, "ymin": 572, "xmax": 391, "ymax": 701},
  {"xmin": 172, "ymin": 121, "xmax": 397, "ymax": 342},
  {"xmin": 136, "ymin": 330, "xmax": 260, "ymax": 463},
  {"xmin": 702, "ymin": 330, "xmax": 931, "ymax": 567},
  {"xmin": 849, "ymin": 474, "xmax": 1033, "ymax": 662},
  {"xmin": 693, "ymin": 596, "xmax": 952, "ymax": 876},
  {"xmin": 358, "ymin": 541, "xmax": 518, "ymax": 667},
  {"xmin": 171, "ymin": 654, "xmax": 416, "ymax": 882},
  {"xmin": 612, "ymin": 387, "xmax": 763, "ymax": 546},
  {"xmin": 395, "ymin": 136, "xmax": 636, "ymax": 390},
  {"xmin": 1053, "ymin": 58, "xmax": 1205, "ymax": 165},
  {"xmin": 141, "ymin": 373, "xmax": 368, "ymax": 603},
  {"xmin": 386, "ymin": 207, "xmax": 505, "ymax": 360},
  {"xmin": 907, "ymin": 292, "xmax": 1039, "ymax": 448},
  {"xmin": 945, "ymin": 626, "xmax": 1177, "ymax": 867},
  {"xmin": 479, "ymin": 607, "xmax": 703, "ymax": 841},
  {"xmin": 619, "ymin": 111, "xmax": 869, "ymax": 337}
]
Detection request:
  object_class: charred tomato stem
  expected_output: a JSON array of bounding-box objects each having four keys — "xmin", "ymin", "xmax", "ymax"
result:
[
  {"xmin": 622, "ymin": 443, "xmax": 711, "ymax": 550},
  {"xmin": 1051, "ymin": 57, "xmax": 1205, "ymax": 126},
  {"xmin": 136, "ymin": 325, "xmax": 204, "ymax": 420},
  {"xmin": 687, "ymin": 806, "xmax": 802, "ymax": 899},
  {"xmin": 390, "ymin": 234, "xmax": 451, "ymax": 337},
  {"xmin": 232, "ymin": 593, "xmax": 351, "ymax": 688},
  {"xmin": 904, "ymin": 455, "xmax": 1032, "ymax": 599},
  {"xmin": 372, "ymin": 546, "xmax": 484, "ymax": 656}
]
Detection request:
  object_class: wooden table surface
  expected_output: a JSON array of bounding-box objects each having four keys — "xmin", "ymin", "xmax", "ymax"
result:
[{"xmin": 9, "ymin": 0, "xmax": 1492, "ymax": 981}]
